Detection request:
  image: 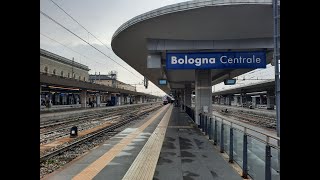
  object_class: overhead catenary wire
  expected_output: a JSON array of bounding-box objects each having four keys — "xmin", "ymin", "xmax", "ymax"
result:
[
  {"xmin": 48, "ymin": 0, "xmax": 114, "ymax": 53},
  {"xmin": 40, "ymin": 10, "xmax": 143, "ymax": 82},
  {"xmin": 46, "ymin": 0, "xmax": 160, "ymax": 89},
  {"xmin": 40, "ymin": 32, "xmax": 108, "ymax": 68}
]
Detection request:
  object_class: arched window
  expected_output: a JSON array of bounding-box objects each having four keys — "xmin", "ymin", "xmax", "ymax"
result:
[
  {"xmin": 79, "ymin": 76, "xmax": 81, "ymax": 80},
  {"xmin": 53, "ymin": 69, "xmax": 56, "ymax": 75},
  {"xmin": 68, "ymin": 73, "xmax": 70, "ymax": 78},
  {"xmin": 83, "ymin": 77, "xmax": 86, "ymax": 81},
  {"xmin": 73, "ymin": 74, "xmax": 76, "ymax": 79},
  {"xmin": 61, "ymin": 71, "xmax": 64, "ymax": 77},
  {"xmin": 44, "ymin": 67, "xmax": 48, "ymax": 74}
]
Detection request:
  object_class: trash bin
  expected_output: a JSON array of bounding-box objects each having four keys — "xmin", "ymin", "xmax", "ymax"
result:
[{"xmin": 70, "ymin": 126, "xmax": 78, "ymax": 138}]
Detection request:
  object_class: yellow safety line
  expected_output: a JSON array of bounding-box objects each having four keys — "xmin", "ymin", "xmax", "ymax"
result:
[
  {"xmin": 72, "ymin": 105, "xmax": 170, "ymax": 180},
  {"xmin": 122, "ymin": 105, "xmax": 173, "ymax": 180}
]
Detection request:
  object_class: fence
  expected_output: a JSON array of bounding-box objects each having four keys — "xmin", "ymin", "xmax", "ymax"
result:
[{"xmin": 185, "ymin": 107, "xmax": 280, "ymax": 180}]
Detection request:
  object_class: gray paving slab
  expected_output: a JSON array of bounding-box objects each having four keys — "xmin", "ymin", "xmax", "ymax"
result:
[
  {"xmin": 45, "ymin": 106, "xmax": 243, "ymax": 180},
  {"xmin": 93, "ymin": 106, "xmax": 168, "ymax": 180},
  {"xmin": 154, "ymin": 107, "xmax": 242, "ymax": 180},
  {"xmin": 43, "ymin": 105, "xmax": 169, "ymax": 180}
]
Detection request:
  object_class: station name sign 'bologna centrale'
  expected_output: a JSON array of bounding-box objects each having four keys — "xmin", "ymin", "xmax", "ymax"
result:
[{"xmin": 166, "ymin": 51, "xmax": 266, "ymax": 69}]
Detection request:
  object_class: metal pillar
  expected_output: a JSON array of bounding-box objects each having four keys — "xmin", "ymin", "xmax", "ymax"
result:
[
  {"xmin": 265, "ymin": 143, "xmax": 272, "ymax": 180},
  {"xmin": 208, "ymin": 117, "xmax": 212, "ymax": 140},
  {"xmin": 242, "ymin": 128, "xmax": 248, "ymax": 178},
  {"xmin": 273, "ymin": 0, "xmax": 280, "ymax": 139},
  {"xmin": 220, "ymin": 121, "xmax": 224, "ymax": 153},
  {"xmin": 214, "ymin": 118, "xmax": 217, "ymax": 145},
  {"xmin": 204, "ymin": 115, "xmax": 208, "ymax": 135},
  {"xmin": 229, "ymin": 125, "xmax": 234, "ymax": 163}
]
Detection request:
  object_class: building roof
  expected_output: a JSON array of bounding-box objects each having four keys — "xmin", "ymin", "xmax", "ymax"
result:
[
  {"xmin": 40, "ymin": 48, "xmax": 90, "ymax": 71},
  {"xmin": 89, "ymin": 74, "xmax": 115, "ymax": 80}
]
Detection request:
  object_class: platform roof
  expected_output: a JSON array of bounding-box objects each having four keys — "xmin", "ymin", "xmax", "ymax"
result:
[
  {"xmin": 112, "ymin": 0, "xmax": 274, "ymax": 94},
  {"xmin": 212, "ymin": 79, "xmax": 275, "ymax": 96},
  {"xmin": 40, "ymin": 73, "xmax": 160, "ymax": 98}
]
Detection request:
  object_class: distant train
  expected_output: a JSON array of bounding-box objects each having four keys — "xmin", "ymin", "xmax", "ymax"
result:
[{"xmin": 162, "ymin": 95, "xmax": 174, "ymax": 105}]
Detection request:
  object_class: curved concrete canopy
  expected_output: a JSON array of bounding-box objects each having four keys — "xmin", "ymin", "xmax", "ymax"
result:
[{"xmin": 112, "ymin": 0, "xmax": 274, "ymax": 94}]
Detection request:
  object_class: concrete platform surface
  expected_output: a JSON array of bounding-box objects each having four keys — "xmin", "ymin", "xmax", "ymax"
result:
[
  {"xmin": 154, "ymin": 107, "xmax": 242, "ymax": 180},
  {"xmin": 43, "ymin": 105, "xmax": 242, "ymax": 180}
]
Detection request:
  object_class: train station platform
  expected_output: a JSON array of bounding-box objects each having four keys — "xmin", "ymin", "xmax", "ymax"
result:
[{"xmin": 43, "ymin": 104, "xmax": 242, "ymax": 180}]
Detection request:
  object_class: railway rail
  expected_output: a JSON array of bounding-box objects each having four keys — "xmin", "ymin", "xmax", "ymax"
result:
[
  {"xmin": 40, "ymin": 103, "xmax": 162, "ymax": 163},
  {"xmin": 213, "ymin": 106, "xmax": 276, "ymax": 129}
]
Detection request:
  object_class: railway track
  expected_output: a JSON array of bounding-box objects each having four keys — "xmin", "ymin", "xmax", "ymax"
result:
[
  {"xmin": 227, "ymin": 112, "xmax": 276, "ymax": 129},
  {"xmin": 40, "ymin": 104, "xmax": 162, "ymax": 163},
  {"xmin": 40, "ymin": 116, "xmax": 120, "ymax": 144},
  {"xmin": 214, "ymin": 106, "xmax": 276, "ymax": 129},
  {"xmin": 40, "ymin": 104, "xmax": 159, "ymax": 144},
  {"xmin": 41, "ymin": 107, "xmax": 128, "ymax": 128}
]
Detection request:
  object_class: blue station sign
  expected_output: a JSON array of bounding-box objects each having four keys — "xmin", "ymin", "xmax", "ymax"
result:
[{"xmin": 166, "ymin": 51, "xmax": 266, "ymax": 69}]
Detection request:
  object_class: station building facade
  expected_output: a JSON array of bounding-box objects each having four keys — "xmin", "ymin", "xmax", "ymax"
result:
[
  {"xmin": 40, "ymin": 49, "xmax": 112, "ymax": 107},
  {"xmin": 89, "ymin": 75, "xmax": 136, "ymax": 92},
  {"xmin": 40, "ymin": 48, "xmax": 90, "ymax": 81}
]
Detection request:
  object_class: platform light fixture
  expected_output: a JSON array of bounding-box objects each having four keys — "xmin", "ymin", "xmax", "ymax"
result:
[
  {"xmin": 224, "ymin": 79, "xmax": 236, "ymax": 85},
  {"xmin": 158, "ymin": 79, "xmax": 167, "ymax": 85}
]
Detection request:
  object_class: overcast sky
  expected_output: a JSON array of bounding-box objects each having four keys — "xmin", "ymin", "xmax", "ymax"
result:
[
  {"xmin": 40, "ymin": 0, "xmax": 276, "ymax": 96},
  {"xmin": 40, "ymin": 0, "xmax": 190, "ymax": 96}
]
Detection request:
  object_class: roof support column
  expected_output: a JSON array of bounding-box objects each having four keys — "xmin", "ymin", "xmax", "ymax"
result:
[
  {"xmin": 240, "ymin": 93, "xmax": 246, "ymax": 107},
  {"xmin": 80, "ymin": 89, "xmax": 87, "ymax": 108},
  {"xmin": 96, "ymin": 93, "xmax": 101, "ymax": 107},
  {"xmin": 252, "ymin": 96, "xmax": 256, "ymax": 108},
  {"xmin": 180, "ymin": 90, "xmax": 184, "ymax": 111},
  {"xmin": 119, "ymin": 94, "xmax": 124, "ymax": 105},
  {"xmin": 184, "ymin": 84, "xmax": 192, "ymax": 108},
  {"xmin": 75, "ymin": 95, "xmax": 79, "ymax": 105},
  {"xmin": 226, "ymin": 95, "xmax": 231, "ymax": 106},
  {"xmin": 138, "ymin": 96, "xmax": 142, "ymax": 103},
  {"xmin": 267, "ymin": 90, "xmax": 275, "ymax": 110},
  {"xmin": 260, "ymin": 95, "xmax": 264, "ymax": 105},
  {"xmin": 195, "ymin": 69, "xmax": 212, "ymax": 126},
  {"xmin": 233, "ymin": 95, "xmax": 238, "ymax": 106},
  {"xmin": 54, "ymin": 93, "xmax": 60, "ymax": 105}
]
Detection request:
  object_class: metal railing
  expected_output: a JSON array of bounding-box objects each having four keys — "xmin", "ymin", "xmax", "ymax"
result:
[
  {"xmin": 185, "ymin": 106, "xmax": 195, "ymax": 122},
  {"xmin": 185, "ymin": 107, "xmax": 280, "ymax": 180}
]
